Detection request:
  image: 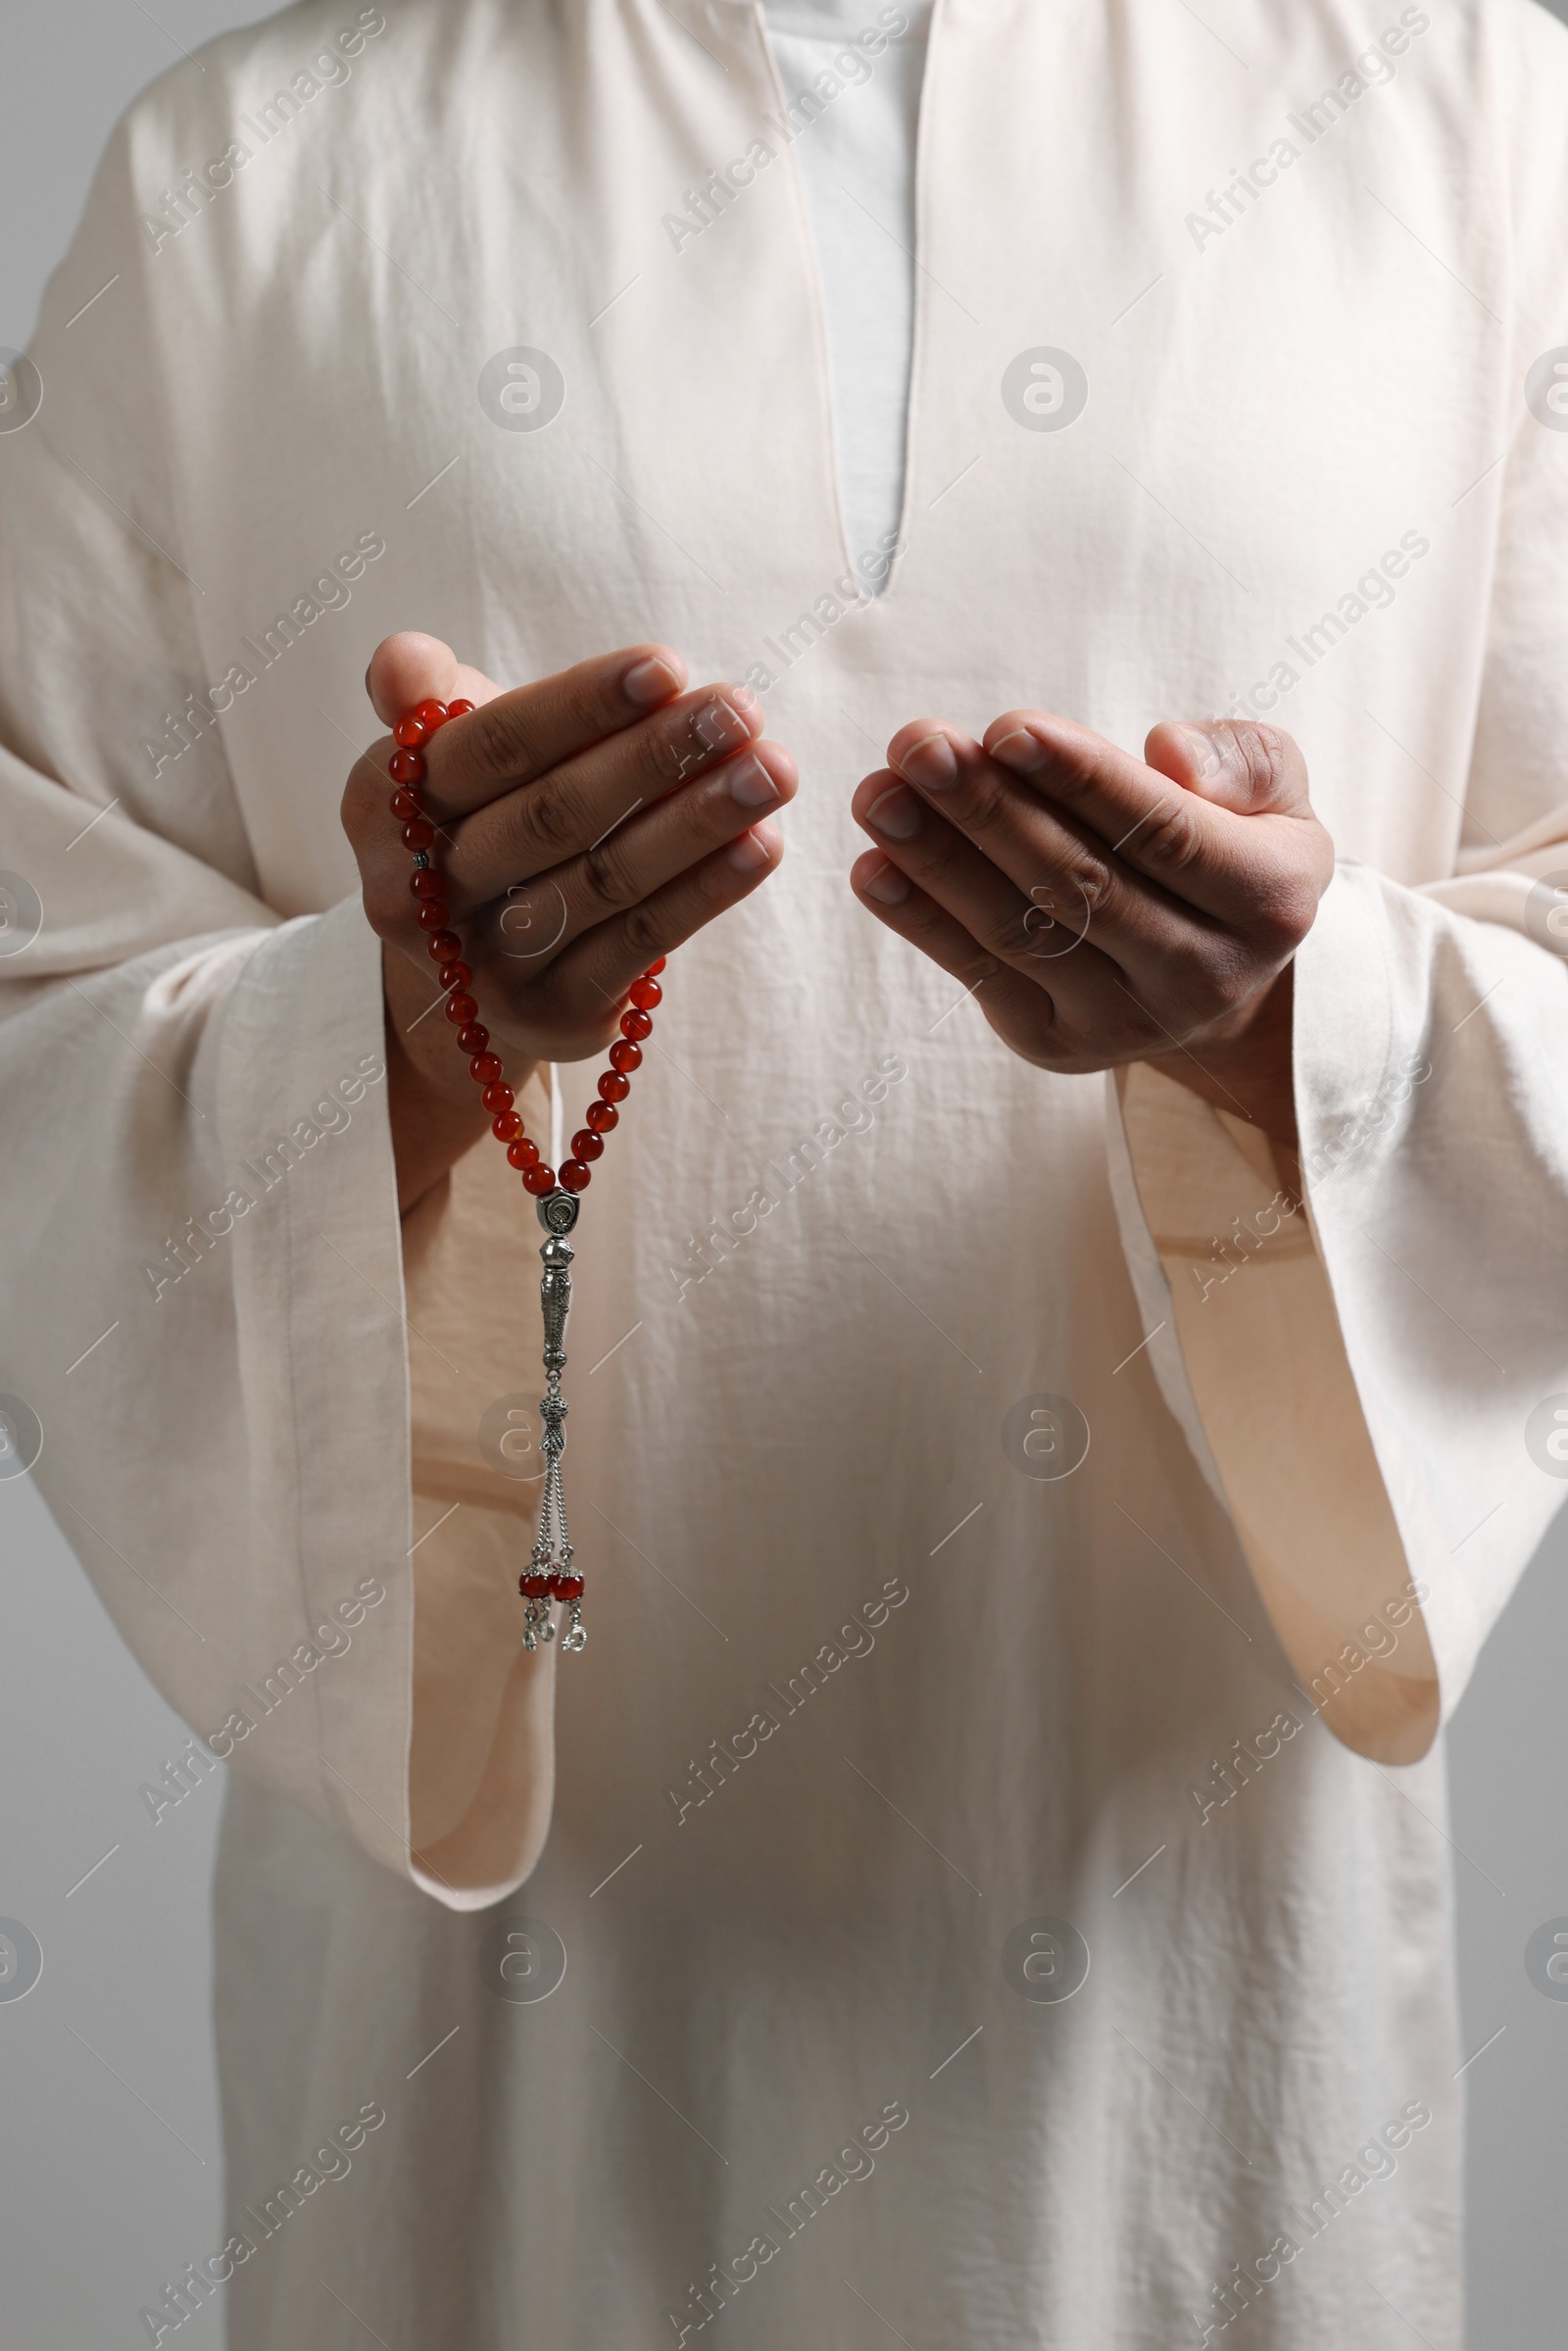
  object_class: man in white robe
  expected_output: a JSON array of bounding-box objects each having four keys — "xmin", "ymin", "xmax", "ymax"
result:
[{"xmin": 3, "ymin": 1, "xmax": 1568, "ymax": 2345}]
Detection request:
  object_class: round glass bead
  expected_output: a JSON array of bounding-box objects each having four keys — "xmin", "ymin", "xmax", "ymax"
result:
[
  {"xmin": 389, "ymin": 788, "xmax": 422, "ymax": 821},
  {"xmin": 416, "ymin": 901, "xmax": 452, "ymax": 933},
  {"xmin": 645, "ymin": 956, "xmax": 666, "ymax": 976},
  {"xmin": 493, "ymin": 1110, "xmax": 523, "ymax": 1142},
  {"xmin": 444, "ymin": 990, "xmax": 478, "ymax": 1025},
  {"xmin": 410, "ymin": 868, "xmax": 443, "ymax": 900},
  {"xmin": 628, "ymin": 976, "xmax": 662, "ymax": 1011},
  {"xmin": 523, "ymin": 1164, "xmax": 556, "ymax": 1196},
  {"xmin": 585, "ymin": 1101, "xmax": 618, "ymax": 1133},
  {"xmin": 426, "ymin": 930, "xmax": 461, "ymax": 961},
  {"xmin": 609, "ymin": 1039, "xmax": 641, "ymax": 1074},
  {"xmin": 560, "ymin": 1159, "xmax": 591, "ymax": 1193},
  {"xmin": 447, "ymin": 699, "xmax": 475, "ymax": 718},
  {"xmin": 468, "ymin": 1052, "xmax": 503, "ymax": 1084},
  {"xmin": 438, "ymin": 961, "xmax": 471, "ymax": 992},
  {"xmin": 393, "ymin": 715, "xmax": 428, "ymax": 749},
  {"xmin": 597, "ymin": 1071, "xmax": 630, "ymax": 1103},
  {"xmin": 620, "ymin": 1007, "xmax": 652, "ymax": 1042},
  {"xmin": 507, "ymin": 1137, "xmax": 540, "ymax": 1171},
  {"xmin": 401, "ymin": 818, "xmax": 435, "ymax": 852},
  {"xmin": 457, "ymin": 1022, "xmax": 488, "ymax": 1053},
  {"xmin": 413, "ymin": 699, "xmax": 449, "ymax": 730},
  {"xmin": 571, "ymin": 1129, "xmax": 604, "ymax": 1161},
  {"xmin": 481, "ymin": 1081, "xmax": 514, "ymax": 1113},
  {"xmin": 389, "ymin": 748, "xmax": 426, "ymax": 784}
]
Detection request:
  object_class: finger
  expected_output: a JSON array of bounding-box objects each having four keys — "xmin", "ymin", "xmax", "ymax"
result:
[
  {"xmin": 454, "ymin": 738, "xmax": 797, "ymax": 958},
  {"xmin": 1142, "ymin": 716, "xmax": 1311, "ymax": 816},
  {"xmin": 848, "ymin": 852, "xmax": 1084, "ymax": 1058},
  {"xmin": 972, "ymin": 710, "xmax": 1279, "ymax": 925},
  {"xmin": 861, "ymin": 737, "xmax": 1213, "ymax": 965},
  {"xmin": 431, "ymin": 684, "xmax": 764, "ymax": 883},
  {"xmin": 420, "ymin": 644, "xmax": 692, "ymax": 819},
  {"xmin": 541, "ymin": 821, "xmax": 785, "ymax": 1047},
  {"xmin": 852, "ymin": 769, "xmax": 1195, "ymax": 1013}
]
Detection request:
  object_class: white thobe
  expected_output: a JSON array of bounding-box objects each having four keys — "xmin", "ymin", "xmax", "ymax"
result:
[{"xmin": 4, "ymin": 2, "xmax": 1568, "ymax": 2346}]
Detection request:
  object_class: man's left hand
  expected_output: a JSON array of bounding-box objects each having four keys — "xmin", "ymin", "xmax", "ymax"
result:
[{"xmin": 849, "ymin": 711, "xmax": 1335, "ymax": 1151}]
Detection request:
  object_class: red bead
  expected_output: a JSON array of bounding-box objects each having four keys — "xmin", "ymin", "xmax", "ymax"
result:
[
  {"xmin": 457, "ymin": 1022, "xmax": 488, "ymax": 1053},
  {"xmin": 556, "ymin": 1573, "xmax": 584, "ymax": 1601},
  {"xmin": 571, "ymin": 1129, "xmax": 604, "ymax": 1161},
  {"xmin": 560, "ymin": 1158, "xmax": 591, "ymax": 1192},
  {"xmin": 389, "ymin": 787, "xmax": 422, "ymax": 821},
  {"xmin": 468, "ymin": 1051, "xmax": 503, "ymax": 1084},
  {"xmin": 438, "ymin": 960, "xmax": 471, "ymax": 991},
  {"xmin": 628, "ymin": 976, "xmax": 662, "ymax": 1011},
  {"xmin": 493, "ymin": 1110, "xmax": 523, "ymax": 1142},
  {"xmin": 523, "ymin": 1164, "xmax": 556, "ymax": 1196},
  {"xmin": 447, "ymin": 699, "xmax": 475, "ymax": 718},
  {"xmin": 393, "ymin": 715, "xmax": 428, "ymax": 749},
  {"xmin": 619, "ymin": 1007, "xmax": 653, "ymax": 1042},
  {"xmin": 410, "ymin": 868, "xmax": 444, "ymax": 900},
  {"xmin": 401, "ymin": 818, "xmax": 435, "ymax": 852},
  {"xmin": 413, "ymin": 699, "xmax": 449, "ymax": 730},
  {"xmin": 389, "ymin": 747, "xmax": 426, "ymax": 784},
  {"xmin": 585, "ymin": 1100, "xmax": 618, "ymax": 1133},
  {"xmin": 644, "ymin": 956, "xmax": 666, "ymax": 976},
  {"xmin": 416, "ymin": 901, "xmax": 452, "ymax": 932},
  {"xmin": 425, "ymin": 929, "xmax": 461, "ymax": 962},
  {"xmin": 507, "ymin": 1137, "xmax": 540, "ymax": 1171},
  {"xmin": 597, "ymin": 1070, "xmax": 630, "ymax": 1104},
  {"xmin": 445, "ymin": 990, "xmax": 478, "ymax": 1024},
  {"xmin": 609, "ymin": 1039, "xmax": 642, "ymax": 1074},
  {"xmin": 519, "ymin": 1572, "xmax": 550, "ymax": 1600},
  {"xmin": 481, "ymin": 1081, "xmax": 514, "ymax": 1113}
]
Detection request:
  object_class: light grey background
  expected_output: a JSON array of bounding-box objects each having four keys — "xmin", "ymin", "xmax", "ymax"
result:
[{"xmin": 2, "ymin": 4, "xmax": 1566, "ymax": 2346}]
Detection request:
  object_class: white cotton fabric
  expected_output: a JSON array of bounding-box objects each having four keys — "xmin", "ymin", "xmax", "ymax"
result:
[
  {"xmin": 761, "ymin": 0, "xmax": 932, "ymax": 585},
  {"xmin": 4, "ymin": 2, "xmax": 1568, "ymax": 2345}
]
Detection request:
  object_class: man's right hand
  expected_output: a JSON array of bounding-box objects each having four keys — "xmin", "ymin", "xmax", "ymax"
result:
[{"xmin": 342, "ymin": 632, "xmax": 795, "ymax": 1209}]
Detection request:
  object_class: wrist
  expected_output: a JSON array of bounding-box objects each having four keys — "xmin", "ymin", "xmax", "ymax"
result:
[
  {"xmin": 382, "ymin": 943, "xmax": 532, "ymax": 1212},
  {"xmin": 1144, "ymin": 960, "xmax": 1299, "ymax": 1163}
]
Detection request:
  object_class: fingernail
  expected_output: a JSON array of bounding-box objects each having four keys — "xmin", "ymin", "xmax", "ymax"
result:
[
  {"xmin": 726, "ymin": 822, "xmax": 776, "ymax": 872},
  {"xmin": 990, "ymin": 728, "xmax": 1048, "ymax": 776},
  {"xmin": 863, "ymin": 859, "xmax": 910, "ymax": 906},
  {"xmin": 727, "ymin": 753, "xmax": 780, "ymax": 808},
  {"xmin": 694, "ymin": 697, "xmax": 749, "ymax": 754},
  {"xmin": 1178, "ymin": 724, "xmax": 1223, "ymax": 778},
  {"xmin": 898, "ymin": 732, "xmax": 957, "ymax": 790},
  {"xmin": 867, "ymin": 786, "xmax": 921, "ymax": 841},
  {"xmin": 623, "ymin": 653, "xmax": 683, "ymax": 707},
  {"xmin": 729, "ymin": 685, "xmax": 760, "ymax": 718}
]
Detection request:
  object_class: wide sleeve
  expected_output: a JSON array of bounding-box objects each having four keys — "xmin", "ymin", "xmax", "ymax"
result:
[
  {"xmin": 0, "ymin": 89, "xmax": 552, "ymax": 1907},
  {"xmin": 1107, "ymin": 15, "xmax": 1568, "ymax": 1766}
]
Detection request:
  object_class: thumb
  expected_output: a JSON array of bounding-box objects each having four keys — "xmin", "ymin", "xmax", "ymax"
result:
[
  {"xmin": 1143, "ymin": 716, "xmax": 1311, "ymax": 816},
  {"xmin": 365, "ymin": 632, "xmax": 501, "ymax": 726}
]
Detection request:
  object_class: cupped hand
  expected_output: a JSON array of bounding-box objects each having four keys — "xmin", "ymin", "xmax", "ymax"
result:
[
  {"xmin": 849, "ymin": 711, "xmax": 1334, "ymax": 1148},
  {"xmin": 343, "ymin": 632, "xmax": 794, "ymax": 1203}
]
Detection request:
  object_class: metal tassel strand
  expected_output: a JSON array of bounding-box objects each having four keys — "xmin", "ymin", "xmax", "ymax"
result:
[{"xmin": 520, "ymin": 1189, "xmax": 587, "ymax": 1652}]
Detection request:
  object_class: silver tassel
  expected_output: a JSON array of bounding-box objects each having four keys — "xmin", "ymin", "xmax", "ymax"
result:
[{"xmin": 520, "ymin": 1189, "xmax": 586, "ymax": 1652}]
